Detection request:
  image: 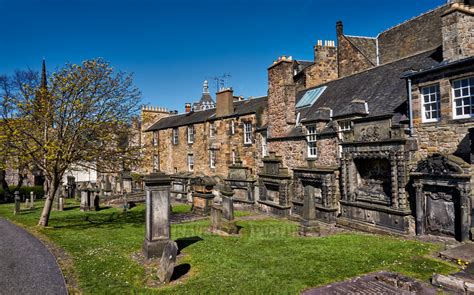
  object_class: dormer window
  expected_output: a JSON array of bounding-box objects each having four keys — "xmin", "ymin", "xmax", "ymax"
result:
[
  {"xmin": 339, "ymin": 121, "xmax": 351, "ymax": 132},
  {"xmin": 306, "ymin": 125, "xmax": 317, "ymax": 158}
]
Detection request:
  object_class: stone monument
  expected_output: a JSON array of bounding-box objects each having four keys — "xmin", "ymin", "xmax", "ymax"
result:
[
  {"xmin": 299, "ymin": 190, "xmax": 321, "ymax": 236},
  {"xmin": 13, "ymin": 191, "xmax": 20, "ymax": 215},
  {"xmin": 143, "ymin": 172, "xmax": 172, "ymax": 259},
  {"xmin": 157, "ymin": 240, "xmax": 178, "ymax": 283}
]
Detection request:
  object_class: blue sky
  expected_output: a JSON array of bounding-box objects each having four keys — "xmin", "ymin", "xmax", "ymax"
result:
[{"xmin": 0, "ymin": 0, "xmax": 446, "ymax": 113}]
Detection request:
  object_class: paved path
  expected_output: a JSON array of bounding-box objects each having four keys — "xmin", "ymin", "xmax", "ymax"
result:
[{"xmin": 0, "ymin": 217, "xmax": 67, "ymax": 295}]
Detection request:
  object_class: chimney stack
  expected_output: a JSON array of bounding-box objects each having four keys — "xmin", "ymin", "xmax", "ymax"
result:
[
  {"xmin": 185, "ymin": 103, "xmax": 191, "ymax": 113},
  {"xmin": 216, "ymin": 88, "xmax": 234, "ymax": 117},
  {"xmin": 441, "ymin": 1, "xmax": 474, "ymax": 62}
]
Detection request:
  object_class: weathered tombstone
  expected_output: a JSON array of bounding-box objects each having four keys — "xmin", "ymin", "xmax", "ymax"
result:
[
  {"xmin": 157, "ymin": 240, "xmax": 178, "ymax": 283},
  {"xmin": 58, "ymin": 196, "xmax": 65, "ymax": 211},
  {"xmin": 142, "ymin": 172, "xmax": 172, "ymax": 259},
  {"xmin": 220, "ymin": 185, "xmax": 234, "ymax": 221},
  {"xmin": 80, "ymin": 184, "xmax": 91, "ymax": 211},
  {"xmin": 191, "ymin": 176, "xmax": 216, "ymax": 216},
  {"xmin": 211, "ymin": 205, "xmax": 223, "ymax": 231},
  {"xmin": 299, "ymin": 190, "xmax": 321, "ymax": 236},
  {"xmin": 13, "ymin": 191, "xmax": 20, "ymax": 215},
  {"xmin": 30, "ymin": 192, "xmax": 35, "ymax": 209},
  {"xmin": 122, "ymin": 171, "xmax": 133, "ymax": 194},
  {"xmin": 25, "ymin": 199, "xmax": 29, "ymax": 209}
]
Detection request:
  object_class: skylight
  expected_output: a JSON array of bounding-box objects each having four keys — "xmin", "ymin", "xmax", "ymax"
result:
[{"xmin": 295, "ymin": 86, "xmax": 327, "ymax": 109}]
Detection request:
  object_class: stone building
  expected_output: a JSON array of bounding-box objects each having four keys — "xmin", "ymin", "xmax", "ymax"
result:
[{"xmin": 144, "ymin": 0, "xmax": 473, "ymax": 241}]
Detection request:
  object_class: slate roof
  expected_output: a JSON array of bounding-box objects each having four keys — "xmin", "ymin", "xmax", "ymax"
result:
[
  {"xmin": 346, "ymin": 36, "xmax": 377, "ymax": 65},
  {"xmin": 298, "ymin": 47, "xmax": 443, "ymax": 123},
  {"xmin": 147, "ymin": 96, "xmax": 267, "ymax": 131}
]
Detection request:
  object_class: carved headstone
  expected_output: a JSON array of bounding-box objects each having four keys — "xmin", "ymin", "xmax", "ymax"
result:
[
  {"xmin": 142, "ymin": 172, "xmax": 172, "ymax": 259},
  {"xmin": 30, "ymin": 192, "xmax": 35, "ymax": 208},
  {"xmin": 13, "ymin": 191, "xmax": 20, "ymax": 215},
  {"xmin": 157, "ymin": 241, "xmax": 178, "ymax": 283}
]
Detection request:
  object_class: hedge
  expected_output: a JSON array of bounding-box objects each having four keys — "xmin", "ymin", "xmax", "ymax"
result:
[{"xmin": 0, "ymin": 186, "xmax": 45, "ymax": 200}]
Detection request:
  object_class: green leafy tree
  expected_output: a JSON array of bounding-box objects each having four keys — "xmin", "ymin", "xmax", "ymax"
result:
[{"xmin": 1, "ymin": 59, "xmax": 142, "ymax": 226}]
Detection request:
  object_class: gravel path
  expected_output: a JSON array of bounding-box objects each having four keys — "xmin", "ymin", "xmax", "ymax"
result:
[{"xmin": 0, "ymin": 217, "xmax": 67, "ymax": 295}]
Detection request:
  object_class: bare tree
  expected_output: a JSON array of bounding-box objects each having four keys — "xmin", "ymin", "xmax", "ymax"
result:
[{"xmin": 0, "ymin": 59, "xmax": 142, "ymax": 226}]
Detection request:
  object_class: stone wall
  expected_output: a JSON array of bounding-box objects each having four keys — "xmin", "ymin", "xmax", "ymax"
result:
[
  {"xmin": 378, "ymin": 6, "xmax": 446, "ymax": 65},
  {"xmin": 411, "ymin": 71, "xmax": 474, "ymax": 162},
  {"xmin": 337, "ymin": 34, "xmax": 374, "ymax": 78},
  {"xmin": 140, "ymin": 107, "xmax": 170, "ymax": 174},
  {"xmin": 157, "ymin": 114, "xmax": 260, "ymax": 180},
  {"xmin": 267, "ymin": 59, "xmax": 296, "ymax": 137},
  {"xmin": 303, "ymin": 42, "xmax": 338, "ymax": 88},
  {"xmin": 442, "ymin": 8, "xmax": 474, "ymax": 62}
]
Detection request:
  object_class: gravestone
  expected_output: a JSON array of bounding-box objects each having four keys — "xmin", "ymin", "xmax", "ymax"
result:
[
  {"xmin": 191, "ymin": 176, "xmax": 216, "ymax": 216},
  {"xmin": 211, "ymin": 205, "xmax": 223, "ymax": 231},
  {"xmin": 59, "ymin": 196, "xmax": 64, "ymax": 211},
  {"xmin": 80, "ymin": 186, "xmax": 91, "ymax": 211},
  {"xmin": 30, "ymin": 192, "xmax": 35, "ymax": 208},
  {"xmin": 299, "ymin": 190, "xmax": 321, "ymax": 236},
  {"xmin": 157, "ymin": 240, "xmax": 178, "ymax": 283},
  {"xmin": 142, "ymin": 172, "xmax": 172, "ymax": 259},
  {"xmin": 25, "ymin": 199, "xmax": 29, "ymax": 209},
  {"xmin": 13, "ymin": 191, "xmax": 20, "ymax": 215},
  {"xmin": 67, "ymin": 176, "xmax": 75, "ymax": 199},
  {"xmin": 220, "ymin": 183, "xmax": 235, "ymax": 223}
]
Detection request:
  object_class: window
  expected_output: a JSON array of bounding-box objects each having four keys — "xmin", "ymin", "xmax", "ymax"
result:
[
  {"xmin": 244, "ymin": 122, "xmax": 252, "ymax": 144},
  {"xmin": 172, "ymin": 128, "xmax": 179, "ymax": 144},
  {"xmin": 261, "ymin": 133, "xmax": 268, "ymax": 157},
  {"xmin": 453, "ymin": 77, "xmax": 474, "ymax": 119},
  {"xmin": 152, "ymin": 131, "xmax": 159, "ymax": 146},
  {"xmin": 296, "ymin": 86, "xmax": 327, "ymax": 109},
  {"xmin": 338, "ymin": 121, "xmax": 351, "ymax": 132},
  {"xmin": 230, "ymin": 120, "xmax": 235, "ymax": 135},
  {"xmin": 209, "ymin": 149, "xmax": 216, "ymax": 168},
  {"xmin": 187, "ymin": 125, "xmax": 194, "ymax": 143},
  {"xmin": 153, "ymin": 154, "xmax": 159, "ymax": 172},
  {"xmin": 421, "ymin": 84, "xmax": 440, "ymax": 122},
  {"xmin": 187, "ymin": 154, "xmax": 194, "ymax": 171},
  {"xmin": 209, "ymin": 122, "xmax": 216, "ymax": 138},
  {"xmin": 306, "ymin": 125, "xmax": 317, "ymax": 158},
  {"xmin": 231, "ymin": 150, "xmax": 236, "ymax": 165}
]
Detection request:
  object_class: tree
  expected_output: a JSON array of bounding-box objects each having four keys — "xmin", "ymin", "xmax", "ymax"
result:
[{"xmin": 0, "ymin": 59, "xmax": 142, "ymax": 226}]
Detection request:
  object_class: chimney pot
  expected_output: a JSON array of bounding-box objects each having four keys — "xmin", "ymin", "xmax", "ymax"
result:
[{"xmin": 185, "ymin": 103, "xmax": 191, "ymax": 113}]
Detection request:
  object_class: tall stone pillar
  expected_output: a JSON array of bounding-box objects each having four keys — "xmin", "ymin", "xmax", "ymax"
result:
[
  {"xmin": 13, "ymin": 191, "xmax": 20, "ymax": 215},
  {"xmin": 458, "ymin": 184, "xmax": 471, "ymax": 242},
  {"xmin": 143, "ymin": 172, "xmax": 172, "ymax": 259},
  {"xmin": 413, "ymin": 182, "xmax": 424, "ymax": 236}
]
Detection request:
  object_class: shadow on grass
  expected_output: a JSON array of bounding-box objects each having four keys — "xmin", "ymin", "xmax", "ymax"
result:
[
  {"xmin": 171, "ymin": 263, "xmax": 191, "ymax": 281},
  {"xmin": 175, "ymin": 236, "xmax": 203, "ymax": 255},
  {"xmin": 52, "ymin": 209, "xmax": 145, "ymax": 230},
  {"xmin": 63, "ymin": 205, "xmax": 80, "ymax": 211}
]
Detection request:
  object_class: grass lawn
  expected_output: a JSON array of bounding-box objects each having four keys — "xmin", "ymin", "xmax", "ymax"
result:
[{"xmin": 0, "ymin": 200, "xmax": 457, "ymax": 294}]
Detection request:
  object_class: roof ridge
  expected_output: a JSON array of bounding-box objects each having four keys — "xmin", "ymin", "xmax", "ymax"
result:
[
  {"xmin": 376, "ymin": 4, "xmax": 448, "ymax": 37},
  {"xmin": 298, "ymin": 47, "xmax": 439, "ymax": 95},
  {"xmin": 345, "ymin": 34, "xmax": 376, "ymax": 40}
]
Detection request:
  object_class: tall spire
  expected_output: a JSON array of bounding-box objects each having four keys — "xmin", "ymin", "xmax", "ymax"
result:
[
  {"xmin": 203, "ymin": 80, "xmax": 209, "ymax": 94},
  {"xmin": 40, "ymin": 58, "xmax": 47, "ymax": 90}
]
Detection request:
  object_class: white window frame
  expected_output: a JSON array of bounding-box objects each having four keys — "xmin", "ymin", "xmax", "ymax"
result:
[
  {"xmin": 421, "ymin": 84, "xmax": 441, "ymax": 123},
  {"xmin": 187, "ymin": 125, "xmax": 194, "ymax": 143},
  {"xmin": 209, "ymin": 122, "xmax": 216, "ymax": 138},
  {"xmin": 172, "ymin": 128, "xmax": 179, "ymax": 144},
  {"xmin": 209, "ymin": 149, "xmax": 216, "ymax": 168},
  {"xmin": 152, "ymin": 131, "xmax": 159, "ymax": 146},
  {"xmin": 261, "ymin": 133, "xmax": 268, "ymax": 157},
  {"xmin": 306, "ymin": 125, "xmax": 317, "ymax": 158},
  {"xmin": 243, "ymin": 122, "xmax": 252, "ymax": 144},
  {"xmin": 187, "ymin": 154, "xmax": 194, "ymax": 172},
  {"xmin": 231, "ymin": 150, "xmax": 236, "ymax": 165},
  {"xmin": 338, "ymin": 121, "xmax": 351, "ymax": 132},
  {"xmin": 452, "ymin": 76, "xmax": 474, "ymax": 119},
  {"xmin": 230, "ymin": 120, "xmax": 235, "ymax": 135}
]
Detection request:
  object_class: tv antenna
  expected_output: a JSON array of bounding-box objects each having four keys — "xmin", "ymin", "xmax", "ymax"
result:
[{"xmin": 212, "ymin": 73, "xmax": 232, "ymax": 92}]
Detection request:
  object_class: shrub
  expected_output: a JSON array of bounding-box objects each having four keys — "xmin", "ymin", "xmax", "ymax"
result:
[{"xmin": 0, "ymin": 186, "xmax": 45, "ymax": 200}]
